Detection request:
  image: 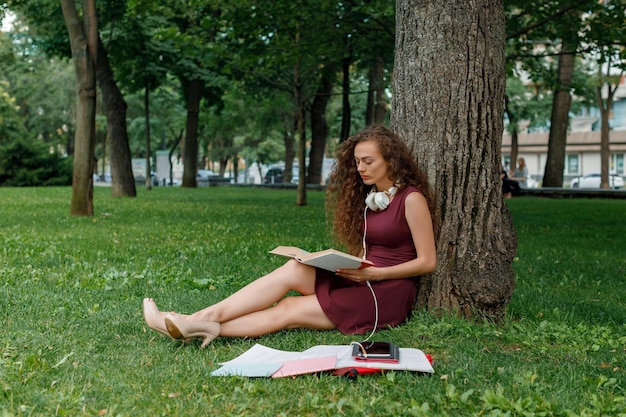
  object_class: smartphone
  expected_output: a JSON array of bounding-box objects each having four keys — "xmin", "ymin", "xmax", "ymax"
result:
[{"xmin": 351, "ymin": 342, "xmax": 399, "ymax": 362}]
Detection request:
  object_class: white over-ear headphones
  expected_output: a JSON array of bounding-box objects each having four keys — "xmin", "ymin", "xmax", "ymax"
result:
[{"xmin": 365, "ymin": 186, "xmax": 398, "ymax": 211}]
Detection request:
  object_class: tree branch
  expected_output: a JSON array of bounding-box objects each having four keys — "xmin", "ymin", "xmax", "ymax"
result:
[{"xmin": 506, "ymin": 0, "xmax": 595, "ymax": 40}]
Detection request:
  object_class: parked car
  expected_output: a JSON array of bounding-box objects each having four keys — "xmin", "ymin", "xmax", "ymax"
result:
[
  {"xmin": 97, "ymin": 173, "xmax": 111, "ymax": 183},
  {"xmin": 264, "ymin": 165, "xmax": 300, "ymax": 184},
  {"xmin": 197, "ymin": 169, "xmax": 217, "ymax": 179},
  {"xmin": 570, "ymin": 173, "xmax": 624, "ymax": 189},
  {"xmin": 134, "ymin": 171, "xmax": 159, "ymax": 186}
]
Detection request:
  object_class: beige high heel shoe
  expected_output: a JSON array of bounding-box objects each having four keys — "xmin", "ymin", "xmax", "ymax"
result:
[
  {"xmin": 164, "ymin": 314, "xmax": 220, "ymax": 348},
  {"xmin": 143, "ymin": 298, "xmax": 177, "ymax": 339}
]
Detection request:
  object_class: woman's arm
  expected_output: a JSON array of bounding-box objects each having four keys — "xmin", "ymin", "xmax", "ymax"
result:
[
  {"xmin": 509, "ymin": 167, "xmax": 528, "ymax": 181},
  {"xmin": 336, "ymin": 192, "xmax": 436, "ymax": 282}
]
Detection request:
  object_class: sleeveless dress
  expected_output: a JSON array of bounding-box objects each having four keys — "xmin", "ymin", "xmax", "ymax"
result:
[{"xmin": 315, "ymin": 186, "xmax": 421, "ymax": 334}]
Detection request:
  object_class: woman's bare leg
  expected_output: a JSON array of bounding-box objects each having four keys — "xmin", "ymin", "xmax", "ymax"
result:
[
  {"xmin": 218, "ymin": 294, "xmax": 335, "ymax": 338},
  {"xmin": 188, "ymin": 259, "xmax": 317, "ymax": 324}
]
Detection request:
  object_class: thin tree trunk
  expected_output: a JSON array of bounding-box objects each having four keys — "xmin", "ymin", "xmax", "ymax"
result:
[
  {"xmin": 340, "ymin": 50, "xmax": 352, "ymax": 142},
  {"xmin": 144, "ymin": 84, "xmax": 152, "ymax": 190},
  {"xmin": 96, "ymin": 37, "xmax": 136, "ymax": 197},
  {"xmin": 504, "ymin": 95, "xmax": 519, "ymax": 169},
  {"xmin": 366, "ymin": 56, "xmax": 387, "ymax": 125},
  {"xmin": 309, "ymin": 71, "xmax": 333, "ymax": 184},
  {"xmin": 596, "ymin": 64, "xmax": 620, "ymax": 190},
  {"xmin": 598, "ymin": 94, "xmax": 611, "ymax": 189},
  {"xmin": 61, "ymin": 0, "xmax": 97, "ymax": 216},
  {"xmin": 542, "ymin": 45, "xmax": 575, "ymax": 188},
  {"xmin": 283, "ymin": 127, "xmax": 296, "ymax": 183},
  {"xmin": 181, "ymin": 78, "xmax": 204, "ymax": 188},
  {"xmin": 393, "ymin": 0, "xmax": 515, "ymax": 320},
  {"xmin": 294, "ymin": 61, "xmax": 307, "ymax": 206}
]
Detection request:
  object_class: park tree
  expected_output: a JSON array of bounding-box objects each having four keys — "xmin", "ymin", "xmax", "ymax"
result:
[
  {"xmin": 95, "ymin": 34, "xmax": 137, "ymax": 197},
  {"xmin": 222, "ymin": 1, "xmax": 336, "ymax": 204},
  {"xmin": 5, "ymin": 0, "xmax": 137, "ymax": 198},
  {"xmin": 504, "ymin": 77, "xmax": 553, "ymax": 168},
  {"xmin": 132, "ymin": 0, "xmax": 225, "ymax": 189},
  {"xmin": 60, "ymin": 0, "xmax": 97, "ymax": 216},
  {"xmin": 0, "ymin": 24, "xmax": 76, "ymax": 152},
  {"xmin": 106, "ymin": 13, "xmax": 171, "ymax": 190},
  {"xmin": 308, "ymin": 0, "xmax": 395, "ymax": 184},
  {"xmin": 222, "ymin": 0, "xmax": 393, "ymax": 200},
  {"xmin": 505, "ymin": 0, "xmax": 595, "ymax": 187},
  {"xmin": 586, "ymin": 1, "xmax": 626, "ymax": 189},
  {"xmin": 393, "ymin": 0, "xmax": 515, "ymax": 318},
  {"xmin": 201, "ymin": 85, "xmax": 289, "ymax": 180},
  {"xmin": 543, "ymin": 37, "xmax": 578, "ymax": 187}
]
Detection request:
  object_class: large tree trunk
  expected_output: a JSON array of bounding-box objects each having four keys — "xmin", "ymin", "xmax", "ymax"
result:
[
  {"xmin": 181, "ymin": 78, "xmax": 204, "ymax": 188},
  {"xmin": 393, "ymin": 0, "xmax": 516, "ymax": 320},
  {"xmin": 96, "ymin": 37, "xmax": 136, "ymax": 197},
  {"xmin": 62, "ymin": 0, "xmax": 97, "ymax": 216},
  {"xmin": 542, "ymin": 46, "xmax": 575, "ymax": 188},
  {"xmin": 308, "ymin": 71, "xmax": 333, "ymax": 185}
]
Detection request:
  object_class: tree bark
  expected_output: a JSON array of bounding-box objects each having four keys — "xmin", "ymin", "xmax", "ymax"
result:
[
  {"xmin": 61, "ymin": 0, "xmax": 97, "ymax": 216},
  {"xmin": 96, "ymin": 37, "xmax": 136, "ymax": 197},
  {"xmin": 393, "ymin": 0, "xmax": 516, "ymax": 320},
  {"xmin": 542, "ymin": 45, "xmax": 575, "ymax": 188},
  {"xmin": 181, "ymin": 78, "xmax": 204, "ymax": 188},
  {"xmin": 308, "ymin": 71, "xmax": 334, "ymax": 184}
]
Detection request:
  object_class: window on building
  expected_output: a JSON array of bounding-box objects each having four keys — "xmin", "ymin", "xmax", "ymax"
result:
[
  {"xmin": 611, "ymin": 153, "xmax": 624, "ymax": 175},
  {"xmin": 565, "ymin": 154, "xmax": 579, "ymax": 175}
]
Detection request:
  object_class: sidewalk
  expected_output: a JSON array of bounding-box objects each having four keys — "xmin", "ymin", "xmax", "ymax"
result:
[{"xmin": 520, "ymin": 187, "xmax": 626, "ymax": 199}]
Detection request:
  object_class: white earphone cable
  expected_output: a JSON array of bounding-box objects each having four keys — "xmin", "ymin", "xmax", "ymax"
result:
[{"xmin": 360, "ymin": 206, "xmax": 378, "ymax": 343}]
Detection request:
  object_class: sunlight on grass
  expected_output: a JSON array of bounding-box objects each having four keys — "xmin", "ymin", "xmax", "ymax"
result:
[{"xmin": 0, "ymin": 188, "xmax": 624, "ymax": 416}]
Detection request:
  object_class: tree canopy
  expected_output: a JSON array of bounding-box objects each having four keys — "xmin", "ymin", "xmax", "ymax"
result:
[{"xmin": 1, "ymin": 0, "xmax": 624, "ymax": 189}]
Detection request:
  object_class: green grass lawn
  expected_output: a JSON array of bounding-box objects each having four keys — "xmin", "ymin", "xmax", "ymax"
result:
[{"xmin": 0, "ymin": 187, "xmax": 624, "ymax": 416}]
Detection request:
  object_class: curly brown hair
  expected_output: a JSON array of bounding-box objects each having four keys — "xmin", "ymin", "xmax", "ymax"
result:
[{"xmin": 326, "ymin": 125, "xmax": 438, "ymax": 254}]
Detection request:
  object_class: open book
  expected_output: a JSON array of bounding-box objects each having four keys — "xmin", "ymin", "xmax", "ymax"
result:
[
  {"xmin": 211, "ymin": 343, "xmax": 435, "ymax": 377},
  {"xmin": 269, "ymin": 246, "xmax": 374, "ymax": 272}
]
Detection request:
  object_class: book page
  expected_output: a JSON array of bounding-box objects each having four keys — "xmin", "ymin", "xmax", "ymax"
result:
[
  {"xmin": 270, "ymin": 247, "xmax": 373, "ymax": 272},
  {"xmin": 268, "ymin": 246, "xmax": 309, "ymax": 260}
]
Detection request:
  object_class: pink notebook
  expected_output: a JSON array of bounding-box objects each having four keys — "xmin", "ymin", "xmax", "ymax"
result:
[{"xmin": 271, "ymin": 355, "xmax": 337, "ymax": 378}]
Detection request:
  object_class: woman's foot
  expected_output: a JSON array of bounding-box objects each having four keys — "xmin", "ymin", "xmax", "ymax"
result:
[
  {"xmin": 142, "ymin": 298, "xmax": 177, "ymax": 339},
  {"xmin": 164, "ymin": 314, "xmax": 220, "ymax": 348}
]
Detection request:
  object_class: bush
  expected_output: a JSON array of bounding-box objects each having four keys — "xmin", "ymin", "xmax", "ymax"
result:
[{"xmin": 0, "ymin": 138, "xmax": 73, "ymax": 186}]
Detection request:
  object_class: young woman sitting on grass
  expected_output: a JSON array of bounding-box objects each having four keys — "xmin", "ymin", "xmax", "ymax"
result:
[{"xmin": 143, "ymin": 125, "xmax": 438, "ymax": 347}]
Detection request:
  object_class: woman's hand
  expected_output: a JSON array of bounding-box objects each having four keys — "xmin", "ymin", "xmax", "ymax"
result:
[{"xmin": 335, "ymin": 267, "xmax": 380, "ymax": 283}]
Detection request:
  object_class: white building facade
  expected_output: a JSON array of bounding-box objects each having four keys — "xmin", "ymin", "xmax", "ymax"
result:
[{"xmin": 502, "ymin": 78, "xmax": 626, "ymax": 187}]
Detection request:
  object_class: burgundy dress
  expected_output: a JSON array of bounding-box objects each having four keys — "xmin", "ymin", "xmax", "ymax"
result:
[{"xmin": 315, "ymin": 186, "xmax": 421, "ymax": 334}]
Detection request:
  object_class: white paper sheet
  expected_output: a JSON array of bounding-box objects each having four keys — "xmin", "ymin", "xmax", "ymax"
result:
[{"xmin": 214, "ymin": 343, "xmax": 434, "ymax": 377}]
